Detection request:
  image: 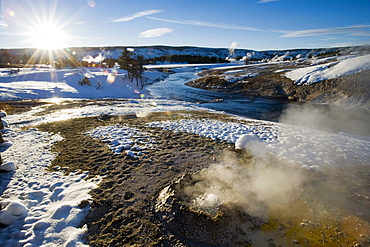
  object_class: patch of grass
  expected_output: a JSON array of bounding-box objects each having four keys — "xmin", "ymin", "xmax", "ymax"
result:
[
  {"xmin": 0, "ymin": 100, "xmax": 47, "ymax": 114},
  {"xmin": 78, "ymin": 76, "xmax": 92, "ymax": 86}
]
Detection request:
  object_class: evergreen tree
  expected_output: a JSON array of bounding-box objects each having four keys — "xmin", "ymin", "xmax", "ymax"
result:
[
  {"xmin": 118, "ymin": 49, "xmax": 144, "ymax": 88},
  {"xmin": 118, "ymin": 49, "xmax": 133, "ymax": 80},
  {"xmin": 133, "ymin": 55, "xmax": 145, "ymax": 89}
]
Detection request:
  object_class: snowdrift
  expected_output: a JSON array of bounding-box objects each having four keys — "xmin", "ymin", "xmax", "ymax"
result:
[
  {"xmin": 0, "ymin": 68, "xmax": 152, "ymax": 100},
  {"xmin": 285, "ymin": 54, "xmax": 370, "ymax": 85}
]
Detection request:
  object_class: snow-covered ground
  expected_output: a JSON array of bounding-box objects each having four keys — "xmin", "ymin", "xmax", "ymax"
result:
[
  {"xmin": 285, "ymin": 54, "xmax": 370, "ymax": 85},
  {"xmin": 0, "ymin": 67, "xmax": 167, "ymax": 101},
  {"xmin": 0, "ymin": 129, "xmax": 101, "ymax": 246},
  {"xmin": 87, "ymin": 125, "xmax": 160, "ymax": 158},
  {"xmin": 2, "ymin": 52, "xmax": 369, "ymax": 101},
  {"xmin": 5, "ymin": 99, "xmax": 210, "ymax": 128},
  {"xmin": 1, "ymin": 99, "xmax": 370, "ymax": 245},
  {"xmin": 146, "ymin": 118, "xmax": 370, "ymax": 169},
  {"xmin": 0, "ymin": 64, "xmax": 370, "ymax": 245}
]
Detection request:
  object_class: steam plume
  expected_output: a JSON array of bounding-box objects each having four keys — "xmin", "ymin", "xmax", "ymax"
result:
[
  {"xmin": 228, "ymin": 42, "xmax": 239, "ymax": 58},
  {"xmin": 82, "ymin": 53, "xmax": 105, "ymax": 63},
  {"xmin": 279, "ymin": 103, "xmax": 370, "ymax": 136},
  {"xmin": 183, "ymin": 139, "xmax": 304, "ymax": 218}
]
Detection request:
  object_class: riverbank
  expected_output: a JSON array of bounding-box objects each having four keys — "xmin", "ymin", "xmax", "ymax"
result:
[
  {"xmin": 1, "ymin": 99, "xmax": 369, "ymax": 246},
  {"xmin": 186, "ymin": 62, "xmax": 370, "ymax": 111},
  {"xmin": 34, "ymin": 108, "xmax": 370, "ymax": 247},
  {"xmin": 1, "ymin": 62, "xmax": 369, "ymax": 246}
]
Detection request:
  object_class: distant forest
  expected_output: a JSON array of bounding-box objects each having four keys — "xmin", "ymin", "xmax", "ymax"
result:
[
  {"xmin": 143, "ymin": 55, "xmax": 227, "ymax": 64},
  {"xmin": 2, "ymin": 45, "xmax": 369, "ymax": 68},
  {"xmin": 0, "ymin": 49, "xmax": 80, "ymax": 68},
  {"xmin": 0, "ymin": 49, "xmax": 228, "ymax": 68}
]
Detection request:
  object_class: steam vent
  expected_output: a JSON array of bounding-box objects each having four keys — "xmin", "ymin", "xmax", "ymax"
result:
[{"xmin": 155, "ymin": 173, "xmax": 264, "ymax": 246}]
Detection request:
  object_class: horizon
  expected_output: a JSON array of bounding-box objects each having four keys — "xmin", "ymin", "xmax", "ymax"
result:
[
  {"xmin": 0, "ymin": 0, "xmax": 370, "ymax": 51},
  {"xmin": 1, "ymin": 44, "xmax": 364, "ymax": 53}
]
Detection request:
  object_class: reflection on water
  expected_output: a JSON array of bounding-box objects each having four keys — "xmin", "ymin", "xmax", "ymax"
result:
[
  {"xmin": 146, "ymin": 72, "xmax": 288, "ymax": 122},
  {"xmin": 158, "ymin": 156, "xmax": 370, "ymax": 246},
  {"xmin": 163, "ymin": 151, "xmax": 370, "ymax": 246},
  {"xmin": 251, "ymin": 163, "xmax": 370, "ymax": 246},
  {"xmin": 146, "ymin": 71, "xmax": 370, "ymax": 136}
]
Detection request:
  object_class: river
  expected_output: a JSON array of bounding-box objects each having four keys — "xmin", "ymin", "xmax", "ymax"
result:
[{"xmin": 145, "ymin": 71, "xmax": 289, "ymax": 122}]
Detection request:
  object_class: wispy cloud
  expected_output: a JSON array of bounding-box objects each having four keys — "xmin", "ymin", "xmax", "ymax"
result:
[
  {"xmin": 321, "ymin": 41, "xmax": 370, "ymax": 48},
  {"xmin": 147, "ymin": 16, "xmax": 263, "ymax": 32},
  {"xmin": 139, "ymin": 28, "xmax": 173, "ymax": 38},
  {"xmin": 320, "ymin": 37, "xmax": 339, "ymax": 41},
  {"xmin": 281, "ymin": 24, "xmax": 370, "ymax": 38},
  {"xmin": 257, "ymin": 0, "xmax": 279, "ymax": 3},
  {"xmin": 112, "ymin": 9, "xmax": 164, "ymax": 22},
  {"xmin": 349, "ymin": 31, "xmax": 370, "ymax": 36}
]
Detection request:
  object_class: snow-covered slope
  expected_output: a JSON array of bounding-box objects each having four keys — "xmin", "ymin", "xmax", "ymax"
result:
[
  {"xmin": 73, "ymin": 46, "xmax": 355, "ymax": 61},
  {"xmin": 0, "ymin": 68, "xmax": 165, "ymax": 100},
  {"xmin": 75, "ymin": 46, "xmax": 268, "ymax": 61},
  {"xmin": 285, "ymin": 54, "xmax": 370, "ymax": 84},
  {"xmin": 5, "ymin": 45, "xmax": 368, "ymax": 63}
]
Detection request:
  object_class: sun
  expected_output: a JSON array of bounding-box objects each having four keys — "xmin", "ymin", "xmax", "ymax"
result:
[{"xmin": 30, "ymin": 23, "xmax": 69, "ymax": 50}]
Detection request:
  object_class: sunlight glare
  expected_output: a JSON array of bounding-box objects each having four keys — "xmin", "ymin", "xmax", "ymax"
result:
[
  {"xmin": 87, "ymin": 0, "xmax": 96, "ymax": 8},
  {"xmin": 48, "ymin": 97, "xmax": 63, "ymax": 105},
  {"xmin": 30, "ymin": 23, "xmax": 69, "ymax": 50}
]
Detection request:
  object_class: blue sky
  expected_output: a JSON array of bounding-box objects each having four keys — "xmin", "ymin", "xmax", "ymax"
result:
[{"xmin": 1, "ymin": 0, "xmax": 370, "ymax": 50}]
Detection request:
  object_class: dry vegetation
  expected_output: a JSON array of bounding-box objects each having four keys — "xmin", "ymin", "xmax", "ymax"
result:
[{"xmin": 188, "ymin": 63, "xmax": 370, "ymax": 111}]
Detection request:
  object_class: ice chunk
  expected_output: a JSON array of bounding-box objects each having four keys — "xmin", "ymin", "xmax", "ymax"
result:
[
  {"xmin": 0, "ymin": 201, "xmax": 28, "ymax": 225},
  {"xmin": 0, "ymin": 141, "xmax": 13, "ymax": 152},
  {"xmin": 1, "ymin": 120, "xmax": 8, "ymax": 128},
  {"xmin": 0, "ymin": 161, "xmax": 16, "ymax": 172}
]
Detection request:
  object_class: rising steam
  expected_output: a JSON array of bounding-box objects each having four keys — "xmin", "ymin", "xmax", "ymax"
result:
[
  {"xmin": 82, "ymin": 53, "xmax": 105, "ymax": 63},
  {"xmin": 183, "ymin": 138, "xmax": 304, "ymax": 218},
  {"xmin": 279, "ymin": 103, "xmax": 370, "ymax": 137},
  {"xmin": 226, "ymin": 42, "xmax": 239, "ymax": 60}
]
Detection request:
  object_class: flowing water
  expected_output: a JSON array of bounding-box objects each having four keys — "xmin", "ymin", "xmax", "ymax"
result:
[
  {"xmin": 146, "ymin": 71, "xmax": 370, "ymax": 136},
  {"xmin": 146, "ymin": 71, "xmax": 288, "ymax": 122},
  {"xmin": 147, "ymin": 70, "xmax": 370, "ymax": 246}
]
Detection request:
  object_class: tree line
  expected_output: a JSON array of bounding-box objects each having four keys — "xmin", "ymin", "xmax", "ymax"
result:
[
  {"xmin": 0, "ymin": 49, "xmax": 81, "ymax": 68},
  {"xmin": 0, "ymin": 48, "xmax": 228, "ymax": 89},
  {"xmin": 1, "ymin": 49, "xmax": 227, "ymax": 68},
  {"xmin": 144, "ymin": 54, "xmax": 227, "ymax": 64}
]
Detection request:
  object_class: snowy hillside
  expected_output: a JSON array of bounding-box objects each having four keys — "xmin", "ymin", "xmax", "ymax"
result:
[
  {"xmin": 66, "ymin": 46, "xmax": 352, "ymax": 61},
  {"xmin": 2, "ymin": 46, "xmax": 265, "ymax": 62},
  {"xmin": 0, "ymin": 68, "xmax": 167, "ymax": 101},
  {"xmin": 4, "ymin": 45, "xmax": 370, "ymax": 65},
  {"xmin": 285, "ymin": 54, "xmax": 370, "ymax": 84}
]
